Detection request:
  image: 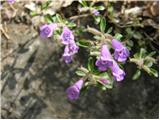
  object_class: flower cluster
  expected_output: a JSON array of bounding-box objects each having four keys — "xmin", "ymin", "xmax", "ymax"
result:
[
  {"xmin": 61, "ymin": 27, "xmax": 79, "ymax": 64},
  {"xmin": 96, "ymin": 39, "xmax": 129, "ymax": 81},
  {"xmin": 39, "ymin": 24, "xmax": 79, "ymax": 64}
]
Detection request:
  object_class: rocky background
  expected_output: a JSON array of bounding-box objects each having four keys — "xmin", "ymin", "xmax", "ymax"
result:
[{"xmin": 1, "ymin": 0, "xmax": 159, "ymax": 119}]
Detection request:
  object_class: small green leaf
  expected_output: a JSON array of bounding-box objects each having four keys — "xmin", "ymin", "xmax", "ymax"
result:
[
  {"xmin": 99, "ymin": 72, "xmax": 110, "ymax": 80},
  {"xmin": 87, "ymin": 57, "xmax": 95, "ymax": 72},
  {"xmin": 108, "ymin": 5, "xmax": 113, "ymax": 13},
  {"xmin": 79, "ymin": 0, "xmax": 88, "ymax": 7},
  {"xmin": 139, "ymin": 48, "xmax": 146, "ymax": 58},
  {"xmin": 133, "ymin": 32, "xmax": 143, "ymax": 40},
  {"xmin": 80, "ymin": 86, "xmax": 89, "ymax": 95},
  {"xmin": 75, "ymin": 70, "xmax": 86, "ymax": 77},
  {"xmin": 132, "ymin": 69, "xmax": 141, "ymax": 80},
  {"xmin": 148, "ymin": 51, "xmax": 156, "ymax": 57},
  {"xmin": 76, "ymin": 40, "xmax": 92, "ymax": 48},
  {"xmin": 56, "ymin": 14, "xmax": 63, "ymax": 23},
  {"xmin": 105, "ymin": 84, "xmax": 113, "ymax": 89},
  {"xmin": 102, "ymin": 86, "xmax": 107, "ymax": 91},
  {"xmin": 127, "ymin": 40, "xmax": 134, "ymax": 47},
  {"xmin": 68, "ymin": 22, "xmax": 76, "ymax": 28},
  {"xmin": 30, "ymin": 11, "xmax": 38, "ymax": 17},
  {"xmin": 41, "ymin": 0, "xmax": 51, "ymax": 10},
  {"xmin": 52, "ymin": 16, "xmax": 57, "ymax": 22},
  {"xmin": 150, "ymin": 68, "xmax": 158, "ymax": 77},
  {"xmin": 106, "ymin": 27, "xmax": 113, "ymax": 34},
  {"xmin": 144, "ymin": 60, "xmax": 153, "ymax": 67},
  {"xmin": 96, "ymin": 6, "xmax": 105, "ymax": 11},
  {"xmin": 90, "ymin": 51, "xmax": 100, "ymax": 56},
  {"xmin": 94, "ymin": 16, "xmax": 101, "ymax": 24},
  {"xmin": 44, "ymin": 15, "xmax": 53, "ymax": 23},
  {"xmin": 114, "ymin": 33, "xmax": 123, "ymax": 40},
  {"xmin": 93, "ymin": 35, "xmax": 101, "ymax": 40},
  {"xmin": 133, "ymin": 53, "xmax": 139, "ymax": 59},
  {"xmin": 100, "ymin": 16, "xmax": 106, "ymax": 33}
]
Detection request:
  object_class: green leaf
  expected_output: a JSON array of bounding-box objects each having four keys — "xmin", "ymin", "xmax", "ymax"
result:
[
  {"xmin": 94, "ymin": 16, "xmax": 101, "ymax": 24},
  {"xmin": 133, "ymin": 53, "xmax": 139, "ymax": 59},
  {"xmin": 97, "ymin": 78, "xmax": 113, "ymax": 90},
  {"xmin": 148, "ymin": 51, "xmax": 156, "ymax": 57},
  {"xmin": 139, "ymin": 48, "xmax": 146, "ymax": 58},
  {"xmin": 30, "ymin": 11, "xmax": 38, "ymax": 17},
  {"xmin": 90, "ymin": 51, "xmax": 100, "ymax": 56},
  {"xmin": 93, "ymin": 35, "xmax": 101, "ymax": 40},
  {"xmin": 52, "ymin": 16, "xmax": 57, "ymax": 22},
  {"xmin": 76, "ymin": 40, "xmax": 92, "ymax": 48},
  {"xmin": 68, "ymin": 22, "xmax": 76, "ymax": 28},
  {"xmin": 150, "ymin": 68, "xmax": 158, "ymax": 77},
  {"xmin": 96, "ymin": 6, "xmax": 105, "ymax": 11},
  {"xmin": 105, "ymin": 84, "xmax": 113, "ymax": 89},
  {"xmin": 44, "ymin": 15, "xmax": 53, "ymax": 23},
  {"xmin": 127, "ymin": 40, "xmax": 134, "ymax": 47},
  {"xmin": 41, "ymin": 0, "xmax": 51, "ymax": 10},
  {"xmin": 56, "ymin": 14, "xmax": 63, "ymax": 23},
  {"xmin": 132, "ymin": 69, "xmax": 141, "ymax": 80},
  {"xmin": 114, "ymin": 33, "xmax": 123, "ymax": 40},
  {"xmin": 133, "ymin": 32, "xmax": 142, "ymax": 40},
  {"xmin": 75, "ymin": 70, "xmax": 86, "ymax": 77},
  {"xmin": 144, "ymin": 60, "xmax": 153, "ymax": 67},
  {"xmin": 80, "ymin": 86, "xmax": 89, "ymax": 95},
  {"xmin": 100, "ymin": 16, "xmax": 106, "ymax": 33},
  {"xmin": 108, "ymin": 5, "xmax": 113, "ymax": 13},
  {"xmin": 99, "ymin": 72, "xmax": 110, "ymax": 80},
  {"xmin": 106, "ymin": 27, "xmax": 113, "ymax": 34},
  {"xmin": 102, "ymin": 86, "xmax": 107, "ymax": 91},
  {"xmin": 78, "ymin": 0, "xmax": 88, "ymax": 7},
  {"xmin": 87, "ymin": 57, "xmax": 95, "ymax": 72}
]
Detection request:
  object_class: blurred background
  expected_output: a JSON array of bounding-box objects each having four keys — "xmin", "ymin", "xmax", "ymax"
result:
[{"xmin": 1, "ymin": 0, "xmax": 159, "ymax": 118}]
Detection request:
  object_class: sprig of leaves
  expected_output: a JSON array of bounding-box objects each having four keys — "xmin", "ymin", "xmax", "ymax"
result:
[{"xmin": 130, "ymin": 48, "xmax": 158, "ymax": 80}]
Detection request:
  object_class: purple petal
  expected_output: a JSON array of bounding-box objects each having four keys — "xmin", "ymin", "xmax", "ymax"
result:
[
  {"xmin": 40, "ymin": 23, "xmax": 57, "ymax": 39},
  {"xmin": 112, "ymin": 39, "xmax": 123, "ymax": 49},
  {"xmin": 114, "ymin": 47, "xmax": 130, "ymax": 62},
  {"xmin": 95, "ymin": 44, "xmax": 114, "ymax": 71},
  {"xmin": 101, "ymin": 44, "xmax": 112, "ymax": 59},
  {"xmin": 110, "ymin": 61, "xmax": 125, "ymax": 81},
  {"xmin": 61, "ymin": 27, "xmax": 74, "ymax": 45},
  {"xmin": 74, "ymin": 79, "xmax": 84, "ymax": 90},
  {"xmin": 7, "ymin": 0, "xmax": 15, "ymax": 4},
  {"xmin": 63, "ymin": 55, "xmax": 72, "ymax": 64},
  {"xmin": 66, "ymin": 79, "xmax": 84, "ymax": 101},
  {"xmin": 92, "ymin": 9, "xmax": 100, "ymax": 16},
  {"xmin": 66, "ymin": 86, "xmax": 80, "ymax": 100},
  {"xmin": 100, "ymin": 78, "xmax": 109, "ymax": 84}
]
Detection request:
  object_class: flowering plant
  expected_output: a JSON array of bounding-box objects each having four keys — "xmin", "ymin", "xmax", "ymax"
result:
[{"xmin": 24, "ymin": 0, "xmax": 158, "ymax": 101}]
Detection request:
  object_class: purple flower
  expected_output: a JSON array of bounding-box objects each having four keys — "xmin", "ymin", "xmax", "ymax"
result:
[
  {"xmin": 96, "ymin": 44, "xmax": 114, "ymax": 71},
  {"xmin": 63, "ymin": 53, "xmax": 72, "ymax": 64},
  {"xmin": 100, "ymin": 78, "xmax": 109, "ymax": 85},
  {"xmin": 66, "ymin": 79, "xmax": 84, "ymax": 101},
  {"xmin": 61, "ymin": 27, "xmax": 74, "ymax": 45},
  {"xmin": 7, "ymin": 0, "xmax": 15, "ymax": 4},
  {"xmin": 92, "ymin": 9, "xmax": 100, "ymax": 16},
  {"xmin": 62, "ymin": 42, "xmax": 79, "ymax": 64},
  {"xmin": 40, "ymin": 23, "xmax": 57, "ymax": 39},
  {"xmin": 110, "ymin": 61, "xmax": 125, "ymax": 81},
  {"xmin": 112, "ymin": 39, "xmax": 130, "ymax": 62}
]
